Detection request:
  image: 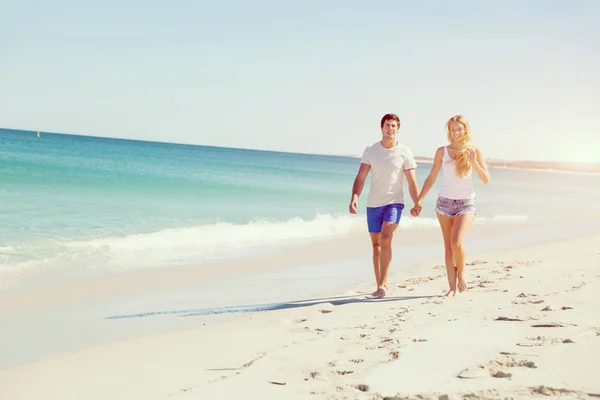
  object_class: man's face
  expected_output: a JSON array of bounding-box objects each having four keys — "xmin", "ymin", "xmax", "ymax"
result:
[{"xmin": 382, "ymin": 120, "xmax": 399, "ymax": 139}]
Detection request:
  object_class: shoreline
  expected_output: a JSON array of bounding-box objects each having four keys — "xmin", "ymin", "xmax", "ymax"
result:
[
  {"xmin": 1, "ymin": 224, "xmax": 600, "ymax": 399},
  {"xmin": 0, "ymin": 220, "xmax": 536, "ymax": 370}
]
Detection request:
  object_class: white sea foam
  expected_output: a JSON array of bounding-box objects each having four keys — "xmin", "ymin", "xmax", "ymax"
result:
[
  {"xmin": 477, "ymin": 214, "xmax": 530, "ymax": 223},
  {"xmin": 0, "ymin": 212, "xmax": 529, "ymax": 282}
]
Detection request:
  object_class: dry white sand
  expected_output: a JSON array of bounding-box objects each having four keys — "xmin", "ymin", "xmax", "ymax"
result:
[{"xmin": 1, "ymin": 233, "xmax": 599, "ymax": 400}]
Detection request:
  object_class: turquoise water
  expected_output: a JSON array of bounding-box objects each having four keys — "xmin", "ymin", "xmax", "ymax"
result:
[{"xmin": 2, "ymin": 128, "xmax": 600, "ymax": 279}]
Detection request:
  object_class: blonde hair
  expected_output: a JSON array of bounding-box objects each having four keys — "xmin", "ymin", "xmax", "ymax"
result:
[{"xmin": 445, "ymin": 115, "xmax": 472, "ymax": 178}]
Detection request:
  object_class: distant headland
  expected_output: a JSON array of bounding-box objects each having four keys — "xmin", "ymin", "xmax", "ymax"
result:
[{"xmin": 414, "ymin": 156, "xmax": 600, "ymax": 174}]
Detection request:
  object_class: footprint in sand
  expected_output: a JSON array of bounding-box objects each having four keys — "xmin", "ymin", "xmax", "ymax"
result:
[
  {"xmin": 335, "ymin": 370, "xmax": 354, "ymax": 376},
  {"xmin": 458, "ymin": 356, "xmax": 537, "ymax": 380},
  {"xmin": 305, "ymin": 371, "xmax": 324, "ymax": 381},
  {"xmin": 517, "ymin": 335, "xmax": 575, "ymax": 347},
  {"xmin": 512, "ymin": 300, "xmax": 544, "ymax": 305},
  {"xmin": 528, "ymin": 386, "xmax": 600, "ymax": 397},
  {"xmin": 490, "ymin": 370, "xmax": 512, "ymax": 378},
  {"xmin": 466, "ymin": 260, "xmax": 488, "ymax": 266},
  {"xmin": 354, "ymin": 384, "xmax": 369, "ymax": 392},
  {"xmin": 531, "ymin": 322, "xmax": 577, "ymax": 328},
  {"xmin": 571, "ymin": 282, "xmax": 587, "ymax": 290},
  {"xmin": 457, "ymin": 365, "xmax": 496, "ymax": 379},
  {"xmin": 491, "ymin": 358, "xmax": 537, "ymax": 369},
  {"xmin": 495, "ymin": 316, "xmax": 525, "ymax": 321},
  {"xmin": 513, "ymin": 260, "xmax": 541, "ymax": 266},
  {"xmin": 470, "ymin": 279, "xmax": 497, "ymax": 289},
  {"xmin": 541, "ymin": 305, "xmax": 573, "ymax": 312},
  {"xmin": 517, "ymin": 292, "xmax": 538, "ymax": 298}
]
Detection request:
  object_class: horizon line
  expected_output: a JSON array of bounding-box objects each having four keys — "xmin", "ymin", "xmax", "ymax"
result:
[{"xmin": 2, "ymin": 125, "xmax": 598, "ymax": 167}]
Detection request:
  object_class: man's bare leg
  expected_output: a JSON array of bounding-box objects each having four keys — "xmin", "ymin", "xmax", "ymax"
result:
[
  {"xmin": 376, "ymin": 222, "xmax": 398, "ymax": 297},
  {"xmin": 369, "ymin": 232, "xmax": 381, "ymax": 296},
  {"xmin": 436, "ymin": 212, "xmax": 457, "ymax": 296},
  {"xmin": 452, "ymin": 213, "xmax": 476, "ymax": 292}
]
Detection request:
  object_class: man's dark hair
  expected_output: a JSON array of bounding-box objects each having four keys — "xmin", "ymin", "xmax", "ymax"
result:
[{"xmin": 380, "ymin": 113, "xmax": 401, "ymax": 128}]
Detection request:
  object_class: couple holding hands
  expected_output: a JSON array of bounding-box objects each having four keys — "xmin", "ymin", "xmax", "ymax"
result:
[{"xmin": 349, "ymin": 113, "xmax": 490, "ymax": 298}]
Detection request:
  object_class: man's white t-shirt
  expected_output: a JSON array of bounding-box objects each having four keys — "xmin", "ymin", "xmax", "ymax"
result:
[{"xmin": 360, "ymin": 141, "xmax": 417, "ymax": 208}]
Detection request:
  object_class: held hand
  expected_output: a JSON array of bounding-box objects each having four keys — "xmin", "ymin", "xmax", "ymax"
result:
[
  {"xmin": 410, "ymin": 203, "xmax": 422, "ymax": 217},
  {"xmin": 349, "ymin": 199, "xmax": 358, "ymax": 214},
  {"xmin": 466, "ymin": 147, "xmax": 477, "ymax": 163}
]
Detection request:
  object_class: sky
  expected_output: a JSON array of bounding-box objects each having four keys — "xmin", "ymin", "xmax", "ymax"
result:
[{"xmin": 2, "ymin": 0, "xmax": 599, "ymax": 162}]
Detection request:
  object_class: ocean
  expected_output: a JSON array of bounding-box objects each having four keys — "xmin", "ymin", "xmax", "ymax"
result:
[{"xmin": 2, "ymin": 128, "xmax": 600, "ymax": 285}]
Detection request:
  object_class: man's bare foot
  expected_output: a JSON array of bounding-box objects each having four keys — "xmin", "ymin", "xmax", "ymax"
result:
[
  {"xmin": 445, "ymin": 288, "xmax": 457, "ymax": 297},
  {"xmin": 458, "ymin": 275, "xmax": 467, "ymax": 292},
  {"xmin": 373, "ymin": 284, "xmax": 388, "ymax": 297}
]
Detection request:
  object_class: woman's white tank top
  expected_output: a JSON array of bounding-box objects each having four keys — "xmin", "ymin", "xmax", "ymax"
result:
[{"xmin": 438, "ymin": 146, "xmax": 475, "ymax": 200}]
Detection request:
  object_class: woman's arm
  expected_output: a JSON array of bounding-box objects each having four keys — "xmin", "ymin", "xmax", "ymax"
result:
[
  {"xmin": 417, "ymin": 146, "xmax": 444, "ymax": 205},
  {"xmin": 471, "ymin": 147, "xmax": 490, "ymax": 184}
]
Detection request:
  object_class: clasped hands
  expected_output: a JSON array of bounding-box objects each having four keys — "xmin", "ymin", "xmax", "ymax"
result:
[{"xmin": 410, "ymin": 203, "xmax": 422, "ymax": 217}]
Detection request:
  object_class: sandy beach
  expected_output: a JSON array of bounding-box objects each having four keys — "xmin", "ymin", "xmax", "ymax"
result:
[{"xmin": 1, "ymin": 227, "xmax": 599, "ymax": 400}]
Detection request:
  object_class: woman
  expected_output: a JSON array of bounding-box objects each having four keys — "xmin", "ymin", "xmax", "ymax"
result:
[{"xmin": 411, "ymin": 115, "xmax": 490, "ymax": 296}]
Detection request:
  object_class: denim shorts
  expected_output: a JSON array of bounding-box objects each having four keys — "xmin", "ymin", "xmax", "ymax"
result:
[{"xmin": 435, "ymin": 196, "xmax": 476, "ymax": 218}]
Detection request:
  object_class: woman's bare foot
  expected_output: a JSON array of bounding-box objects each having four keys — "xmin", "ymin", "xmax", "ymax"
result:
[
  {"xmin": 457, "ymin": 275, "xmax": 468, "ymax": 292},
  {"xmin": 445, "ymin": 288, "xmax": 457, "ymax": 297}
]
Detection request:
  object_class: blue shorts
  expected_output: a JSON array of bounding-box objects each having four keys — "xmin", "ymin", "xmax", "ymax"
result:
[{"xmin": 366, "ymin": 203, "xmax": 404, "ymax": 233}]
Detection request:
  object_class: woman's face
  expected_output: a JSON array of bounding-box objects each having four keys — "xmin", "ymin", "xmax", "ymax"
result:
[{"xmin": 449, "ymin": 121, "xmax": 466, "ymax": 142}]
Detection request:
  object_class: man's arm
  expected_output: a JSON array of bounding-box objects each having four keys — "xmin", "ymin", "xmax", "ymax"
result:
[
  {"xmin": 349, "ymin": 163, "xmax": 370, "ymax": 214},
  {"xmin": 405, "ymin": 168, "xmax": 420, "ymax": 206}
]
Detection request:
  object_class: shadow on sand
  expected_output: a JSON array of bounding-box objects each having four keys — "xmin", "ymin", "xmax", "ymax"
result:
[{"xmin": 105, "ymin": 293, "xmax": 436, "ymax": 320}]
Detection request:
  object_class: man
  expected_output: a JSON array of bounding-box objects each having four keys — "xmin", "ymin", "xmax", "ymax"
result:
[{"xmin": 349, "ymin": 113, "xmax": 421, "ymax": 298}]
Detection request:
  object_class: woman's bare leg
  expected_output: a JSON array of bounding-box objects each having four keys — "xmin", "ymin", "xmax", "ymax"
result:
[
  {"xmin": 452, "ymin": 213, "xmax": 476, "ymax": 292},
  {"xmin": 436, "ymin": 212, "xmax": 457, "ymax": 296}
]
